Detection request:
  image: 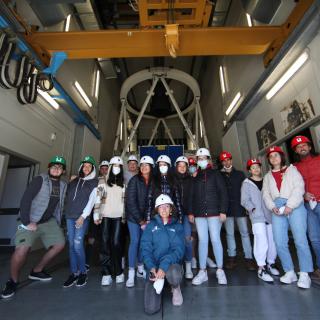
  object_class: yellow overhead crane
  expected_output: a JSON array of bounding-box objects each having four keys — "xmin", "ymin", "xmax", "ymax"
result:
[{"xmin": 18, "ymin": 0, "xmax": 315, "ymax": 67}]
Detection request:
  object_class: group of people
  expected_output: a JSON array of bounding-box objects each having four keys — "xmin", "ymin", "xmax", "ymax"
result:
[{"xmin": 1, "ymin": 134, "xmax": 320, "ymax": 315}]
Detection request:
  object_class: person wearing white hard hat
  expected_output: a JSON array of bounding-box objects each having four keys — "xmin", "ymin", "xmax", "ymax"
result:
[
  {"xmin": 124, "ymin": 154, "xmax": 139, "ymax": 185},
  {"xmin": 125, "ymin": 155, "xmax": 154, "ymax": 288},
  {"xmin": 99, "ymin": 160, "xmax": 109, "ymax": 177},
  {"xmin": 93, "ymin": 156, "xmax": 126, "ymax": 286},
  {"xmin": 140, "ymin": 194, "xmax": 185, "ymax": 314}
]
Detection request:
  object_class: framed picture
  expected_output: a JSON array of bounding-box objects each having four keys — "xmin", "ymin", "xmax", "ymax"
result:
[{"xmin": 256, "ymin": 119, "xmax": 277, "ymax": 150}]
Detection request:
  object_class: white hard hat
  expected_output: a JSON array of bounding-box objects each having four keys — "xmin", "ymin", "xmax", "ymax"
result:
[
  {"xmin": 156, "ymin": 155, "xmax": 172, "ymax": 166},
  {"xmin": 196, "ymin": 148, "xmax": 211, "ymax": 158},
  {"xmin": 175, "ymin": 156, "xmax": 189, "ymax": 166},
  {"xmin": 155, "ymin": 194, "xmax": 174, "ymax": 208},
  {"xmin": 99, "ymin": 160, "xmax": 109, "ymax": 168},
  {"xmin": 127, "ymin": 155, "xmax": 138, "ymax": 163},
  {"xmin": 140, "ymin": 156, "xmax": 154, "ymax": 167},
  {"xmin": 109, "ymin": 156, "xmax": 124, "ymax": 166}
]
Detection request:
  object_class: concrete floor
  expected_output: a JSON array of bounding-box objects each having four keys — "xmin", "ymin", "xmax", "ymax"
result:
[{"xmin": 0, "ymin": 250, "xmax": 319, "ymax": 320}]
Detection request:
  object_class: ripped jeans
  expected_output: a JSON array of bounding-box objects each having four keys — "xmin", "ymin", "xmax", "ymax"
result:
[{"xmin": 67, "ymin": 218, "xmax": 89, "ymax": 274}]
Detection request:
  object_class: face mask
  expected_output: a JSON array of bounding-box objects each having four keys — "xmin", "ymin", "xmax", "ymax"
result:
[
  {"xmin": 189, "ymin": 166, "xmax": 197, "ymax": 174},
  {"xmin": 159, "ymin": 165, "xmax": 168, "ymax": 174},
  {"xmin": 112, "ymin": 166, "xmax": 121, "ymax": 175},
  {"xmin": 198, "ymin": 160, "xmax": 208, "ymax": 170}
]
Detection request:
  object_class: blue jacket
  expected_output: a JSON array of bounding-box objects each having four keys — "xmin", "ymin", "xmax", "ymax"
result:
[{"xmin": 140, "ymin": 215, "xmax": 185, "ymax": 273}]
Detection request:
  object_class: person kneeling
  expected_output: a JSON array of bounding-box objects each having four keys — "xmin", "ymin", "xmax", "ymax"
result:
[{"xmin": 140, "ymin": 194, "xmax": 185, "ymax": 315}]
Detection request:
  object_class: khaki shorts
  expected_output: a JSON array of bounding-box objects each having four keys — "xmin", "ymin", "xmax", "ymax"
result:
[{"xmin": 15, "ymin": 218, "xmax": 65, "ymax": 249}]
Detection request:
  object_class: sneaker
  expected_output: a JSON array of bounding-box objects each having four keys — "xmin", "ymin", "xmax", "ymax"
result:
[
  {"xmin": 266, "ymin": 263, "xmax": 280, "ymax": 276},
  {"xmin": 63, "ymin": 274, "xmax": 78, "ymax": 288},
  {"xmin": 1, "ymin": 279, "xmax": 17, "ymax": 299},
  {"xmin": 206, "ymin": 257, "xmax": 217, "ymax": 268},
  {"xmin": 216, "ymin": 269, "xmax": 227, "ymax": 285},
  {"xmin": 136, "ymin": 269, "xmax": 146, "ymax": 279},
  {"xmin": 101, "ymin": 275, "xmax": 112, "ymax": 286},
  {"xmin": 258, "ymin": 268, "xmax": 274, "ymax": 283},
  {"xmin": 116, "ymin": 273, "xmax": 125, "ymax": 284},
  {"xmin": 172, "ymin": 285, "xmax": 183, "ymax": 306},
  {"xmin": 245, "ymin": 259, "xmax": 256, "ymax": 271},
  {"xmin": 225, "ymin": 257, "xmax": 237, "ymax": 270},
  {"xmin": 126, "ymin": 269, "xmax": 135, "ymax": 288},
  {"xmin": 185, "ymin": 262, "xmax": 193, "ymax": 279},
  {"xmin": 29, "ymin": 269, "xmax": 52, "ymax": 281},
  {"xmin": 280, "ymin": 271, "xmax": 298, "ymax": 284},
  {"xmin": 191, "ymin": 257, "xmax": 197, "ymax": 269},
  {"xmin": 192, "ymin": 270, "xmax": 208, "ymax": 286},
  {"xmin": 310, "ymin": 268, "xmax": 320, "ymax": 280},
  {"xmin": 297, "ymin": 272, "xmax": 311, "ymax": 289},
  {"xmin": 76, "ymin": 273, "xmax": 87, "ymax": 287}
]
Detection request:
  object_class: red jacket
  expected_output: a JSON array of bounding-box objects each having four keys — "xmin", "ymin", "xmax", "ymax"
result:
[{"xmin": 295, "ymin": 155, "xmax": 320, "ymax": 202}]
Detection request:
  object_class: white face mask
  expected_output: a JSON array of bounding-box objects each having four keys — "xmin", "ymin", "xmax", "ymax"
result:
[
  {"xmin": 159, "ymin": 165, "xmax": 168, "ymax": 174},
  {"xmin": 198, "ymin": 160, "xmax": 208, "ymax": 170},
  {"xmin": 112, "ymin": 166, "xmax": 121, "ymax": 175}
]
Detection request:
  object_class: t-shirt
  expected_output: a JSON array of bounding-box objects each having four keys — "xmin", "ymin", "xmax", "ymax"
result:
[
  {"xmin": 271, "ymin": 167, "xmax": 288, "ymax": 192},
  {"xmin": 249, "ymin": 178, "xmax": 263, "ymax": 191}
]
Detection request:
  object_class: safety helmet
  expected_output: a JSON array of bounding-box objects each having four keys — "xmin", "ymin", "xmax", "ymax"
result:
[
  {"xmin": 127, "ymin": 155, "xmax": 138, "ymax": 163},
  {"xmin": 156, "ymin": 155, "xmax": 172, "ymax": 166},
  {"xmin": 81, "ymin": 155, "xmax": 96, "ymax": 167},
  {"xmin": 99, "ymin": 160, "xmax": 109, "ymax": 168},
  {"xmin": 155, "ymin": 194, "xmax": 174, "ymax": 208},
  {"xmin": 109, "ymin": 156, "xmax": 124, "ymax": 166},
  {"xmin": 175, "ymin": 156, "xmax": 189, "ymax": 166},
  {"xmin": 219, "ymin": 151, "xmax": 232, "ymax": 162},
  {"xmin": 291, "ymin": 135, "xmax": 311, "ymax": 149},
  {"xmin": 188, "ymin": 157, "xmax": 197, "ymax": 166},
  {"xmin": 246, "ymin": 158, "xmax": 261, "ymax": 170},
  {"xmin": 196, "ymin": 148, "xmax": 211, "ymax": 158},
  {"xmin": 266, "ymin": 146, "xmax": 284, "ymax": 157},
  {"xmin": 140, "ymin": 156, "xmax": 154, "ymax": 167},
  {"xmin": 48, "ymin": 155, "xmax": 66, "ymax": 169}
]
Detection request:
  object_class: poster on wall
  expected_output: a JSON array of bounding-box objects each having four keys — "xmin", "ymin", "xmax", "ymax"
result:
[
  {"xmin": 256, "ymin": 119, "xmax": 277, "ymax": 150},
  {"xmin": 280, "ymin": 90, "xmax": 315, "ymax": 134}
]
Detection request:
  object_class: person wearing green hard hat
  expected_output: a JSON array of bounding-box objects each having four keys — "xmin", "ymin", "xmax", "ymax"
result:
[
  {"xmin": 1, "ymin": 155, "xmax": 67, "ymax": 300},
  {"xmin": 63, "ymin": 155, "xmax": 98, "ymax": 289}
]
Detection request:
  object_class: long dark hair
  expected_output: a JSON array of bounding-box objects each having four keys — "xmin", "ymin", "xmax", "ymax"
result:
[
  {"xmin": 138, "ymin": 164, "xmax": 153, "ymax": 181},
  {"xmin": 107, "ymin": 165, "xmax": 124, "ymax": 187},
  {"xmin": 153, "ymin": 164, "xmax": 177, "ymax": 189}
]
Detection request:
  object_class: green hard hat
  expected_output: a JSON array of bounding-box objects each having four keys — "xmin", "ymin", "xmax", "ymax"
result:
[
  {"xmin": 49, "ymin": 155, "xmax": 66, "ymax": 168},
  {"xmin": 81, "ymin": 155, "xmax": 96, "ymax": 167}
]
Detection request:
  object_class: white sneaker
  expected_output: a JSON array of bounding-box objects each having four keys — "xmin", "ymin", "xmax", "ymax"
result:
[
  {"xmin": 185, "ymin": 262, "xmax": 193, "ymax": 279},
  {"xmin": 297, "ymin": 272, "xmax": 311, "ymax": 289},
  {"xmin": 116, "ymin": 273, "xmax": 125, "ymax": 284},
  {"xmin": 216, "ymin": 269, "xmax": 227, "ymax": 285},
  {"xmin": 126, "ymin": 269, "xmax": 135, "ymax": 288},
  {"xmin": 258, "ymin": 269, "xmax": 274, "ymax": 283},
  {"xmin": 136, "ymin": 265, "xmax": 146, "ymax": 279},
  {"xmin": 192, "ymin": 270, "xmax": 208, "ymax": 285},
  {"xmin": 191, "ymin": 257, "xmax": 197, "ymax": 269},
  {"xmin": 101, "ymin": 275, "xmax": 112, "ymax": 286},
  {"xmin": 172, "ymin": 285, "xmax": 183, "ymax": 306},
  {"xmin": 266, "ymin": 263, "xmax": 280, "ymax": 276},
  {"xmin": 280, "ymin": 271, "xmax": 298, "ymax": 284},
  {"xmin": 206, "ymin": 257, "xmax": 217, "ymax": 268}
]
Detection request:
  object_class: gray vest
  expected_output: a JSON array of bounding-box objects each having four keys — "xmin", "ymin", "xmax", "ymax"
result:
[{"xmin": 29, "ymin": 174, "xmax": 67, "ymax": 224}]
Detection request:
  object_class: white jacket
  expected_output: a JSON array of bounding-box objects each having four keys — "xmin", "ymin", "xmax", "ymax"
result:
[{"xmin": 262, "ymin": 164, "xmax": 305, "ymax": 211}]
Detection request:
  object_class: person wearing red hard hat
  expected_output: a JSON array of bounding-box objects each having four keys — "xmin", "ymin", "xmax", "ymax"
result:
[
  {"xmin": 241, "ymin": 158, "xmax": 279, "ymax": 282},
  {"xmin": 292, "ymin": 135, "xmax": 320, "ymax": 279},
  {"xmin": 262, "ymin": 145, "xmax": 313, "ymax": 289},
  {"xmin": 219, "ymin": 151, "xmax": 255, "ymax": 271}
]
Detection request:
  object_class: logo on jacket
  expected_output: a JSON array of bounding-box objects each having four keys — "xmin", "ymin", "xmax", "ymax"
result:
[
  {"xmin": 152, "ymin": 226, "xmax": 160, "ymax": 232},
  {"xmin": 168, "ymin": 228, "xmax": 176, "ymax": 232}
]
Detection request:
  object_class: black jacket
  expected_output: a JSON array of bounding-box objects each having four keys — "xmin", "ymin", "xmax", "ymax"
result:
[
  {"xmin": 190, "ymin": 168, "xmax": 228, "ymax": 217},
  {"xmin": 175, "ymin": 172, "xmax": 193, "ymax": 216},
  {"xmin": 220, "ymin": 168, "xmax": 246, "ymax": 217},
  {"xmin": 125, "ymin": 174, "xmax": 152, "ymax": 224}
]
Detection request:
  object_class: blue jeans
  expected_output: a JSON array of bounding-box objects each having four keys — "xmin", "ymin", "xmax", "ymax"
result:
[
  {"xmin": 127, "ymin": 221, "xmax": 143, "ymax": 268},
  {"xmin": 67, "ymin": 218, "xmax": 89, "ymax": 274},
  {"xmin": 305, "ymin": 202, "xmax": 320, "ymax": 269},
  {"xmin": 272, "ymin": 198, "xmax": 313, "ymax": 273},
  {"xmin": 183, "ymin": 215, "xmax": 193, "ymax": 262},
  {"xmin": 195, "ymin": 217, "xmax": 223, "ymax": 269},
  {"xmin": 225, "ymin": 217, "xmax": 253, "ymax": 259}
]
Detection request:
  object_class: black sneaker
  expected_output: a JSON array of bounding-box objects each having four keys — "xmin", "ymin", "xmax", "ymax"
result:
[
  {"xmin": 76, "ymin": 273, "xmax": 87, "ymax": 287},
  {"xmin": 63, "ymin": 274, "xmax": 78, "ymax": 288},
  {"xmin": 1, "ymin": 279, "xmax": 17, "ymax": 299},
  {"xmin": 29, "ymin": 269, "xmax": 52, "ymax": 281}
]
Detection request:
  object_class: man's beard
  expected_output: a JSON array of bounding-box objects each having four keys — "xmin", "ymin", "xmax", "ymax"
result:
[{"xmin": 48, "ymin": 171, "xmax": 62, "ymax": 179}]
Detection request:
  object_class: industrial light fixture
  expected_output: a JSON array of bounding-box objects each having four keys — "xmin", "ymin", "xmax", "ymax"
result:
[
  {"xmin": 225, "ymin": 92, "xmax": 241, "ymax": 116},
  {"xmin": 74, "ymin": 81, "xmax": 92, "ymax": 107},
  {"xmin": 120, "ymin": 122, "xmax": 123, "ymax": 141},
  {"xmin": 95, "ymin": 70, "xmax": 100, "ymax": 99},
  {"xmin": 38, "ymin": 89, "xmax": 59, "ymax": 110},
  {"xmin": 65, "ymin": 14, "xmax": 71, "ymax": 32},
  {"xmin": 266, "ymin": 51, "xmax": 309, "ymax": 100},
  {"xmin": 200, "ymin": 121, "xmax": 203, "ymax": 138},
  {"xmin": 219, "ymin": 66, "xmax": 226, "ymax": 95},
  {"xmin": 246, "ymin": 14, "xmax": 253, "ymax": 27}
]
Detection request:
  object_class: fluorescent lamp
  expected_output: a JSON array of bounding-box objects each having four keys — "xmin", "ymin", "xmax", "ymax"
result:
[
  {"xmin": 225, "ymin": 92, "xmax": 241, "ymax": 116},
  {"xmin": 200, "ymin": 121, "xmax": 203, "ymax": 138},
  {"xmin": 38, "ymin": 89, "xmax": 59, "ymax": 110},
  {"xmin": 74, "ymin": 81, "xmax": 92, "ymax": 107},
  {"xmin": 95, "ymin": 70, "xmax": 100, "ymax": 99},
  {"xmin": 219, "ymin": 66, "xmax": 226, "ymax": 95},
  {"xmin": 120, "ymin": 122, "xmax": 123, "ymax": 141},
  {"xmin": 266, "ymin": 51, "xmax": 309, "ymax": 100},
  {"xmin": 246, "ymin": 14, "xmax": 253, "ymax": 27},
  {"xmin": 65, "ymin": 14, "xmax": 71, "ymax": 32}
]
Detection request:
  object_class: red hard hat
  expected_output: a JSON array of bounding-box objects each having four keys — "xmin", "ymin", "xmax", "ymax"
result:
[
  {"xmin": 219, "ymin": 151, "xmax": 232, "ymax": 162},
  {"xmin": 291, "ymin": 135, "xmax": 311, "ymax": 149},
  {"xmin": 266, "ymin": 146, "xmax": 284, "ymax": 157},
  {"xmin": 188, "ymin": 157, "xmax": 197, "ymax": 166},
  {"xmin": 247, "ymin": 158, "xmax": 261, "ymax": 170}
]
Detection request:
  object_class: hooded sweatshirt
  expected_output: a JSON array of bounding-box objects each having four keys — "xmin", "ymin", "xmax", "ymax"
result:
[{"xmin": 64, "ymin": 165, "xmax": 98, "ymax": 219}]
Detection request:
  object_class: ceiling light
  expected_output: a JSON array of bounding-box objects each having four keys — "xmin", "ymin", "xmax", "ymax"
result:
[
  {"xmin": 95, "ymin": 70, "xmax": 100, "ymax": 99},
  {"xmin": 65, "ymin": 14, "xmax": 71, "ymax": 32},
  {"xmin": 74, "ymin": 81, "xmax": 92, "ymax": 107},
  {"xmin": 38, "ymin": 89, "xmax": 59, "ymax": 110},
  {"xmin": 219, "ymin": 65, "xmax": 226, "ymax": 95},
  {"xmin": 225, "ymin": 92, "xmax": 241, "ymax": 116},
  {"xmin": 246, "ymin": 14, "xmax": 253, "ymax": 27}
]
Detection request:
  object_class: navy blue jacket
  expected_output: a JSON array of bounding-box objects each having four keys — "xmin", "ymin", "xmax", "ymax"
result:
[{"xmin": 140, "ymin": 215, "xmax": 185, "ymax": 273}]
